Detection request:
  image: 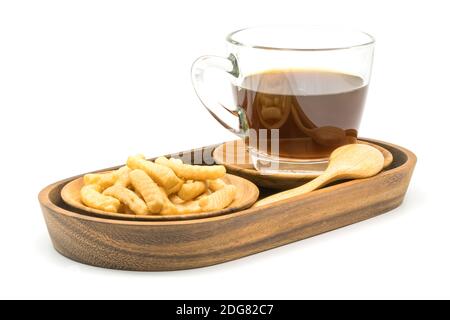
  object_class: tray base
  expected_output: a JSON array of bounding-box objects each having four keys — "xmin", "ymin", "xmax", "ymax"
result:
[{"xmin": 39, "ymin": 139, "xmax": 416, "ymax": 271}]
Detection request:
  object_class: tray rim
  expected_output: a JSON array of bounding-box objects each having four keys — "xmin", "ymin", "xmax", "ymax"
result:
[{"xmin": 38, "ymin": 138, "xmax": 416, "ymax": 227}]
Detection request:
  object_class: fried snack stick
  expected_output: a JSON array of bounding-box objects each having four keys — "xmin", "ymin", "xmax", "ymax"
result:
[
  {"xmin": 127, "ymin": 155, "xmax": 183, "ymax": 194},
  {"xmin": 199, "ymin": 185, "xmax": 236, "ymax": 211},
  {"xmin": 178, "ymin": 180, "xmax": 207, "ymax": 201},
  {"xmin": 169, "ymin": 194, "xmax": 185, "ymax": 204},
  {"xmin": 196, "ymin": 191, "xmax": 211, "ymax": 200},
  {"xmin": 80, "ymin": 184, "xmax": 121, "ymax": 213},
  {"xmin": 155, "ymin": 157, "xmax": 226, "ymax": 180},
  {"xmin": 161, "ymin": 199, "xmax": 203, "ymax": 215},
  {"xmin": 103, "ymin": 185, "xmax": 148, "ymax": 215},
  {"xmin": 129, "ymin": 169, "xmax": 165, "ymax": 214},
  {"xmin": 121, "ymin": 205, "xmax": 135, "ymax": 215},
  {"xmin": 83, "ymin": 171, "xmax": 118, "ymax": 191},
  {"xmin": 114, "ymin": 166, "xmax": 132, "ymax": 188},
  {"xmin": 207, "ymin": 178, "xmax": 226, "ymax": 192}
]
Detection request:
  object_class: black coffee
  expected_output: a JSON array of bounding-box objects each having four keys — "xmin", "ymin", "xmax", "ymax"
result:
[{"xmin": 234, "ymin": 69, "xmax": 367, "ymax": 159}]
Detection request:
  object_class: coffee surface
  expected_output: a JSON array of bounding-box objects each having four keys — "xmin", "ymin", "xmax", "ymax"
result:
[{"xmin": 234, "ymin": 69, "xmax": 367, "ymax": 159}]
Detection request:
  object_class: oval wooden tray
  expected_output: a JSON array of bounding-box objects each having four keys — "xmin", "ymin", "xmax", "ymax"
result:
[{"xmin": 38, "ymin": 139, "xmax": 416, "ymax": 271}]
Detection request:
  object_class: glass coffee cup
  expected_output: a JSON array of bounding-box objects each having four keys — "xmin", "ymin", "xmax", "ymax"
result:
[{"xmin": 192, "ymin": 26, "xmax": 374, "ymax": 174}]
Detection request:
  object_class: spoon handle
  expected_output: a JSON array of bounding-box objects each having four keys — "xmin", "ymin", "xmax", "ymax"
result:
[{"xmin": 254, "ymin": 171, "xmax": 336, "ymax": 208}]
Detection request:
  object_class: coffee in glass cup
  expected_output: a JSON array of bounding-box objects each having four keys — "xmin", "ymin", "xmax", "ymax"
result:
[{"xmin": 192, "ymin": 26, "xmax": 374, "ymax": 174}]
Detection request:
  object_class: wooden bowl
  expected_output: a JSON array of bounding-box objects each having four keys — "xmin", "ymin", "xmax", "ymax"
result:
[
  {"xmin": 213, "ymin": 139, "xmax": 394, "ymax": 189},
  {"xmin": 61, "ymin": 174, "xmax": 259, "ymax": 221},
  {"xmin": 39, "ymin": 139, "xmax": 416, "ymax": 271}
]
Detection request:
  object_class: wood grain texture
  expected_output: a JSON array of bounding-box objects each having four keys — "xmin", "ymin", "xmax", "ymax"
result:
[
  {"xmin": 61, "ymin": 173, "xmax": 259, "ymax": 221},
  {"xmin": 213, "ymin": 139, "xmax": 393, "ymax": 189},
  {"xmin": 39, "ymin": 139, "xmax": 416, "ymax": 271}
]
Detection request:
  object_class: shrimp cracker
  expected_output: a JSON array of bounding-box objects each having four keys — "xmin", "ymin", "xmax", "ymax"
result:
[
  {"xmin": 103, "ymin": 185, "xmax": 148, "ymax": 215},
  {"xmin": 127, "ymin": 155, "xmax": 183, "ymax": 194},
  {"xmin": 178, "ymin": 181, "xmax": 207, "ymax": 201},
  {"xmin": 80, "ymin": 184, "xmax": 121, "ymax": 213},
  {"xmin": 199, "ymin": 185, "xmax": 237, "ymax": 211},
  {"xmin": 161, "ymin": 200, "xmax": 203, "ymax": 215},
  {"xmin": 207, "ymin": 179, "xmax": 226, "ymax": 192},
  {"xmin": 83, "ymin": 171, "xmax": 118, "ymax": 191},
  {"xmin": 169, "ymin": 194, "xmax": 185, "ymax": 204},
  {"xmin": 114, "ymin": 166, "xmax": 132, "ymax": 188},
  {"xmin": 129, "ymin": 169, "xmax": 165, "ymax": 214},
  {"xmin": 155, "ymin": 157, "xmax": 226, "ymax": 180}
]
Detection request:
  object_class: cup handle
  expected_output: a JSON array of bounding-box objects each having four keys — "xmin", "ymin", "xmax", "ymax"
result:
[{"xmin": 191, "ymin": 55, "xmax": 248, "ymax": 136}]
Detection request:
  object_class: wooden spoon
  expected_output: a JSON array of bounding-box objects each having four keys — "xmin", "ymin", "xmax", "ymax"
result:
[{"xmin": 254, "ymin": 144, "xmax": 385, "ymax": 207}]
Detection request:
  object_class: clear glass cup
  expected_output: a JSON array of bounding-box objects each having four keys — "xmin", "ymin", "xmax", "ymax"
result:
[{"xmin": 192, "ymin": 26, "xmax": 375, "ymax": 174}]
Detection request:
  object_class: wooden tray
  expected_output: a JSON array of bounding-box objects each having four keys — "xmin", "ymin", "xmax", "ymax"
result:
[{"xmin": 38, "ymin": 139, "xmax": 416, "ymax": 271}]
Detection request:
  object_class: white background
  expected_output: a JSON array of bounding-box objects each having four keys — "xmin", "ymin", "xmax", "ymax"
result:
[{"xmin": 0, "ymin": 0, "xmax": 448, "ymax": 300}]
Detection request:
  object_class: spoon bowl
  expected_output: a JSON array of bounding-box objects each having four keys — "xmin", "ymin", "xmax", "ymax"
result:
[{"xmin": 327, "ymin": 143, "xmax": 385, "ymax": 178}]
